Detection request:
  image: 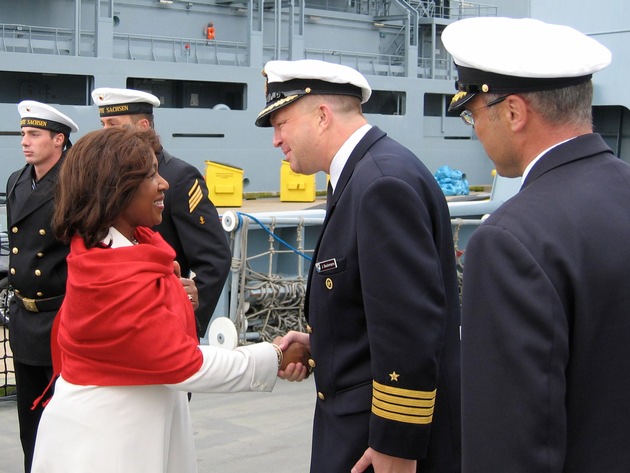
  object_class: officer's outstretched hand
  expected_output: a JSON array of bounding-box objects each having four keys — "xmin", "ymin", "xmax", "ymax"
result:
[{"xmin": 273, "ymin": 331, "xmax": 311, "ymax": 381}]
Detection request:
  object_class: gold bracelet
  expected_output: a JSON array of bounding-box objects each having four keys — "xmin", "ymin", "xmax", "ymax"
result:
[{"xmin": 272, "ymin": 343, "xmax": 283, "ymax": 368}]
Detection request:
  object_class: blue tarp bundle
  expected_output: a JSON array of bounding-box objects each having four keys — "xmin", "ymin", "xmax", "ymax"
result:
[{"xmin": 434, "ymin": 165, "xmax": 470, "ymax": 196}]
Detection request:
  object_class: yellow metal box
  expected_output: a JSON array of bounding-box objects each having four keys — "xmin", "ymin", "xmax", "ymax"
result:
[
  {"xmin": 280, "ymin": 160, "xmax": 316, "ymax": 202},
  {"xmin": 204, "ymin": 161, "xmax": 243, "ymax": 207}
]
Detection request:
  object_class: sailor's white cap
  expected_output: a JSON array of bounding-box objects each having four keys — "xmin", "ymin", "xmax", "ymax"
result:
[
  {"xmin": 18, "ymin": 100, "xmax": 79, "ymax": 134},
  {"xmin": 255, "ymin": 59, "xmax": 372, "ymax": 127},
  {"xmin": 441, "ymin": 17, "xmax": 612, "ymax": 112},
  {"xmin": 91, "ymin": 87, "xmax": 161, "ymax": 117}
]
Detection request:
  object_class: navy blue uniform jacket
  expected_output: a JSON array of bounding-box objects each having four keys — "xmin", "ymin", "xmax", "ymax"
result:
[
  {"xmin": 7, "ymin": 158, "xmax": 69, "ymax": 365},
  {"xmin": 462, "ymin": 133, "xmax": 630, "ymax": 472},
  {"xmin": 154, "ymin": 149, "xmax": 231, "ymax": 338},
  {"xmin": 306, "ymin": 127, "xmax": 461, "ymax": 472}
]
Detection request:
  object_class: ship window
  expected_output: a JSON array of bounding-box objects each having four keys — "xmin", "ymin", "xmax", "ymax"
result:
[
  {"xmin": 593, "ymin": 105, "xmax": 630, "ymax": 164},
  {"xmin": 0, "ymin": 72, "xmax": 93, "ymax": 105},
  {"xmin": 362, "ymin": 90, "xmax": 405, "ymax": 115},
  {"xmin": 126, "ymin": 78, "xmax": 245, "ymax": 110},
  {"xmin": 423, "ymin": 93, "xmax": 454, "ymax": 117}
]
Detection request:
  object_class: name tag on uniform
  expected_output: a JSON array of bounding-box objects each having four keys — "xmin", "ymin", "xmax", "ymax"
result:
[{"xmin": 315, "ymin": 258, "xmax": 337, "ymax": 273}]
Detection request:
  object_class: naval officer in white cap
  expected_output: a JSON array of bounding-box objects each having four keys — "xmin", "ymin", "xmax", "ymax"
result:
[
  {"xmin": 7, "ymin": 101, "xmax": 78, "ymax": 473},
  {"xmin": 442, "ymin": 17, "xmax": 630, "ymax": 473},
  {"xmin": 261, "ymin": 59, "xmax": 462, "ymax": 473},
  {"xmin": 91, "ymin": 88, "xmax": 231, "ymax": 341}
]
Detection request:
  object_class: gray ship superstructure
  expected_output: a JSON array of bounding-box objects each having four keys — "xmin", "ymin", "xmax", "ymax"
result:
[
  {"xmin": 0, "ymin": 0, "xmax": 516, "ymax": 193},
  {"xmin": 1, "ymin": 1, "xmax": 628, "ymax": 193}
]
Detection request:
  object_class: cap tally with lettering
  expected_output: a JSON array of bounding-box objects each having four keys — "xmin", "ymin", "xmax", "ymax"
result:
[
  {"xmin": 18, "ymin": 100, "xmax": 79, "ymax": 135},
  {"xmin": 441, "ymin": 17, "xmax": 612, "ymax": 112},
  {"xmin": 92, "ymin": 88, "xmax": 161, "ymax": 117},
  {"xmin": 255, "ymin": 59, "xmax": 372, "ymax": 127}
]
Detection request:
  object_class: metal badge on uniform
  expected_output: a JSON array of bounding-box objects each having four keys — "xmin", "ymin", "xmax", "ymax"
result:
[{"xmin": 315, "ymin": 258, "xmax": 337, "ymax": 273}]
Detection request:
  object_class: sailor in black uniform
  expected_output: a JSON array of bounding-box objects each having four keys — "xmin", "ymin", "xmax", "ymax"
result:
[
  {"xmin": 91, "ymin": 88, "xmax": 231, "ymax": 339},
  {"xmin": 7, "ymin": 101, "xmax": 78, "ymax": 473}
]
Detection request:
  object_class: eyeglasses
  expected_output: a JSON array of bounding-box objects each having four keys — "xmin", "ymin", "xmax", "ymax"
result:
[{"xmin": 460, "ymin": 95, "xmax": 511, "ymax": 126}]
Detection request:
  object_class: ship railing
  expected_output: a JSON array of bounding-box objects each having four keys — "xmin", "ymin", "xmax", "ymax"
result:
[
  {"xmin": 304, "ymin": 0, "xmax": 383, "ymax": 15},
  {"xmin": 219, "ymin": 210, "xmax": 323, "ymax": 343},
  {"xmin": 306, "ymin": 0, "xmax": 497, "ymax": 19},
  {"xmin": 114, "ymin": 33, "xmax": 247, "ymax": 65},
  {"xmin": 0, "ymin": 23, "xmax": 249, "ymax": 65},
  {"xmin": 418, "ymin": 56, "xmax": 455, "ymax": 80},
  {"xmin": 214, "ymin": 208, "xmax": 483, "ymax": 343},
  {"xmin": 400, "ymin": 1, "xmax": 497, "ymax": 20},
  {"xmin": 0, "ymin": 272, "xmax": 13, "ymax": 401},
  {"xmin": 0, "ymin": 23, "xmax": 75, "ymax": 55},
  {"xmin": 404, "ymin": 0, "xmax": 437, "ymax": 18},
  {"xmin": 304, "ymin": 48, "xmax": 406, "ymax": 77},
  {"xmin": 448, "ymin": 1, "xmax": 498, "ymax": 20},
  {"xmin": 0, "ymin": 193, "xmax": 14, "ymax": 401}
]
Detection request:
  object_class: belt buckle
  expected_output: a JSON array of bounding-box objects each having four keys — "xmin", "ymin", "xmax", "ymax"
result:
[{"xmin": 22, "ymin": 297, "xmax": 39, "ymax": 312}]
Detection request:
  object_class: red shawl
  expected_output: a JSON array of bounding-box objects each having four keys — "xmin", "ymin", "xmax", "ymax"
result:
[{"xmin": 53, "ymin": 226, "xmax": 203, "ymax": 386}]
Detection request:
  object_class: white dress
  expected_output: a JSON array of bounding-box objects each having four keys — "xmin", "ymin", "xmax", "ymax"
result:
[{"xmin": 31, "ymin": 228, "xmax": 278, "ymax": 473}]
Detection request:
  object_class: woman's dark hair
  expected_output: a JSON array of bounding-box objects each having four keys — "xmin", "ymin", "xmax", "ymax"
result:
[{"xmin": 53, "ymin": 127, "xmax": 162, "ymax": 248}]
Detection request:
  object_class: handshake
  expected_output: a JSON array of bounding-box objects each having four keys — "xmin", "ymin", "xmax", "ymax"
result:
[{"xmin": 273, "ymin": 331, "xmax": 312, "ymax": 382}]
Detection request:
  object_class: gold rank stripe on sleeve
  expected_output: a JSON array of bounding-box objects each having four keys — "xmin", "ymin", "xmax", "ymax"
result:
[
  {"xmin": 371, "ymin": 380, "xmax": 436, "ymax": 425},
  {"xmin": 188, "ymin": 180, "xmax": 204, "ymax": 213}
]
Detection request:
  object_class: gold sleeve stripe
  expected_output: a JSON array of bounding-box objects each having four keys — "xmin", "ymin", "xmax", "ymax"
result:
[
  {"xmin": 373, "ymin": 396, "xmax": 435, "ymax": 416},
  {"xmin": 189, "ymin": 188, "xmax": 202, "ymax": 212},
  {"xmin": 371, "ymin": 381, "xmax": 436, "ymax": 424},
  {"xmin": 373, "ymin": 380, "xmax": 436, "ymax": 400},
  {"xmin": 373, "ymin": 389, "xmax": 435, "ymax": 408},
  {"xmin": 372, "ymin": 404, "xmax": 433, "ymax": 425},
  {"xmin": 188, "ymin": 180, "xmax": 200, "ymax": 197},
  {"xmin": 188, "ymin": 180, "xmax": 203, "ymax": 213}
]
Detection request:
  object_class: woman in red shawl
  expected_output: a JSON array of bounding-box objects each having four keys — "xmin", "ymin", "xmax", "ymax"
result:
[{"xmin": 31, "ymin": 127, "xmax": 308, "ymax": 473}]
